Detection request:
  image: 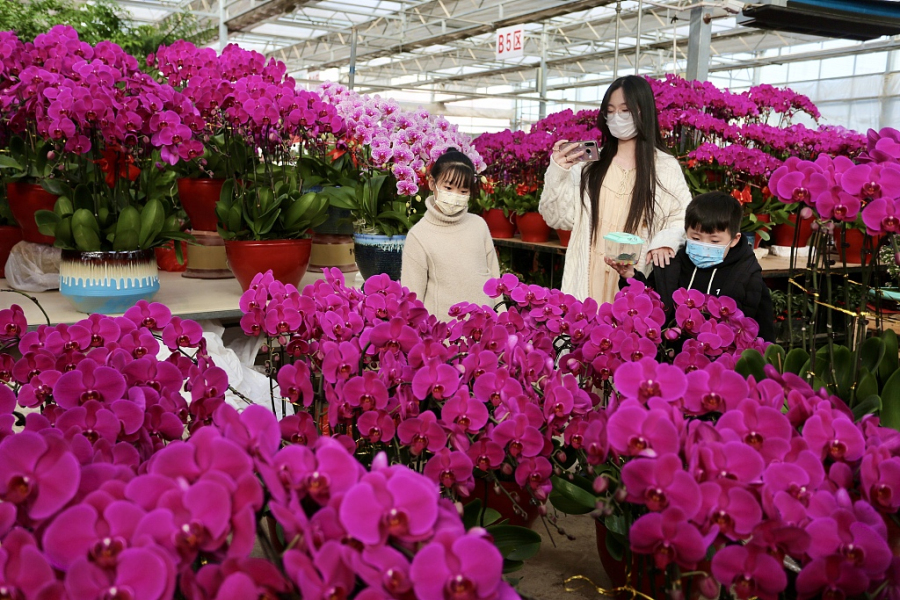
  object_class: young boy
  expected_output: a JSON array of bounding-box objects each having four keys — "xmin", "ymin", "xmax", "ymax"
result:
[{"xmin": 606, "ymin": 191, "xmax": 775, "ymax": 342}]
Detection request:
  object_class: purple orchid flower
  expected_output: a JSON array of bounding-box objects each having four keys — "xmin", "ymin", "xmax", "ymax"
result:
[
  {"xmin": 357, "ymin": 410, "xmax": 396, "ymax": 444},
  {"xmin": 795, "ymin": 556, "xmax": 868, "ymax": 600},
  {"xmin": 424, "ymin": 448, "xmax": 474, "ymax": 495},
  {"xmin": 0, "ymin": 305, "xmax": 27, "ymax": 342},
  {"xmin": 410, "ymin": 531, "xmax": 516, "ymax": 600},
  {"xmin": 161, "ymin": 317, "xmax": 204, "ymax": 350},
  {"xmin": 630, "ymin": 507, "xmax": 718, "ymax": 570},
  {"xmin": 54, "ymin": 359, "xmax": 127, "ymax": 409},
  {"xmin": 613, "ymin": 358, "xmax": 687, "ymax": 404},
  {"xmin": 698, "ymin": 481, "xmax": 763, "ymax": 540},
  {"xmin": 607, "ymin": 400, "xmax": 682, "ymax": 458},
  {"xmin": 123, "ymin": 300, "xmax": 172, "ymax": 331},
  {"xmin": 711, "ymin": 544, "xmax": 787, "ymax": 600},
  {"xmin": 411, "ymin": 360, "xmax": 460, "ymax": 401},
  {"xmin": 683, "ymin": 362, "xmax": 749, "ymax": 415},
  {"xmin": 277, "ymin": 362, "xmax": 314, "ymax": 407},
  {"xmin": 397, "ymin": 411, "xmax": 447, "ymax": 456},
  {"xmin": 0, "ymin": 431, "xmax": 80, "ymax": 521},
  {"xmin": 339, "ymin": 464, "xmax": 439, "ymax": 545},
  {"xmin": 621, "ymin": 454, "xmax": 702, "ymax": 519}
]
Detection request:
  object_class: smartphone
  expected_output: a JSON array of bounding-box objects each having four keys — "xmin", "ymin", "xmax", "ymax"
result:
[{"xmin": 573, "ymin": 140, "xmax": 600, "ymax": 162}]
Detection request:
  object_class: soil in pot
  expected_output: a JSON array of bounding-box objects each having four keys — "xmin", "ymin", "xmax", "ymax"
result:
[
  {"xmin": 518, "ymin": 212, "xmax": 551, "ymax": 243},
  {"xmin": 482, "ymin": 209, "xmax": 516, "ymax": 238},
  {"xmin": 7, "ymin": 182, "xmax": 57, "ymax": 245},
  {"xmin": 0, "ymin": 227, "xmax": 23, "ymax": 278},
  {"xmin": 224, "ymin": 238, "xmax": 312, "ymax": 291}
]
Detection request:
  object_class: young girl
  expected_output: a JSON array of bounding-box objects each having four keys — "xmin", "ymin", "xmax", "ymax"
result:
[
  {"xmin": 539, "ymin": 75, "xmax": 692, "ymax": 305},
  {"xmin": 401, "ymin": 148, "xmax": 500, "ymax": 318}
]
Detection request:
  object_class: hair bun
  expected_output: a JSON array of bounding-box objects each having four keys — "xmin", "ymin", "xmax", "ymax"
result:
[{"xmin": 445, "ymin": 147, "xmax": 460, "ymax": 153}]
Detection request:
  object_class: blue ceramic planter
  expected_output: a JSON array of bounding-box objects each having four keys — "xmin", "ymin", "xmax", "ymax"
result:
[
  {"xmin": 353, "ymin": 234, "xmax": 405, "ymax": 281},
  {"xmin": 60, "ymin": 249, "xmax": 160, "ymax": 314}
]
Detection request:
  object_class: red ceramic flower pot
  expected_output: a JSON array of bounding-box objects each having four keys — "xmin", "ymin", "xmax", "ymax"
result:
[
  {"xmin": 517, "ymin": 211, "xmax": 551, "ymax": 243},
  {"xmin": 556, "ymin": 229, "xmax": 571, "ymax": 247},
  {"xmin": 6, "ymin": 182, "xmax": 57, "ymax": 244},
  {"xmin": 482, "ymin": 208, "xmax": 515, "ymax": 238},
  {"xmin": 469, "ymin": 479, "xmax": 541, "ymax": 528},
  {"xmin": 772, "ymin": 213, "xmax": 814, "ymax": 247},
  {"xmin": 177, "ymin": 178, "xmax": 226, "ymax": 232},
  {"xmin": 224, "ymin": 238, "xmax": 312, "ymax": 291},
  {"xmin": 837, "ymin": 228, "xmax": 881, "ymax": 266},
  {"xmin": 0, "ymin": 226, "xmax": 23, "ymax": 278}
]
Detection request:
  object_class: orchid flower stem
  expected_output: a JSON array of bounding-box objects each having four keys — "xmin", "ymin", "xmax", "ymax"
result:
[{"xmin": 0, "ymin": 288, "xmax": 50, "ymax": 326}]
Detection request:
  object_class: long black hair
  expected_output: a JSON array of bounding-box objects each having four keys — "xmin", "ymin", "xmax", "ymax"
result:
[
  {"xmin": 430, "ymin": 148, "xmax": 478, "ymax": 195},
  {"xmin": 580, "ymin": 75, "xmax": 669, "ymax": 241}
]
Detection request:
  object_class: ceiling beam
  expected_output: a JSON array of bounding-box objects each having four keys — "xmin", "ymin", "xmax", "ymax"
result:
[{"xmin": 272, "ymin": 0, "xmax": 615, "ymax": 70}]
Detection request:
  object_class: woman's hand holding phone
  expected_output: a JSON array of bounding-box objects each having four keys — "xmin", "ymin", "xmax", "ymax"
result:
[{"xmin": 552, "ymin": 140, "xmax": 585, "ymax": 170}]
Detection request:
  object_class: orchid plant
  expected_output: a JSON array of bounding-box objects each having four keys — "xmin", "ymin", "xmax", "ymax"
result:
[
  {"xmin": 149, "ymin": 41, "xmax": 346, "ymax": 241},
  {"xmin": 0, "ymin": 299, "xmax": 520, "ymax": 600},
  {"xmin": 0, "ymin": 27, "xmax": 194, "ymax": 254},
  {"xmin": 315, "ymin": 83, "xmax": 484, "ymax": 237},
  {"xmin": 473, "ymin": 75, "xmax": 865, "ymax": 239}
]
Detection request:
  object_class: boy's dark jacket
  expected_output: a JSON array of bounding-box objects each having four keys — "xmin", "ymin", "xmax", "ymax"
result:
[{"xmin": 622, "ymin": 240, "xmax": 776, "ymax": 342}]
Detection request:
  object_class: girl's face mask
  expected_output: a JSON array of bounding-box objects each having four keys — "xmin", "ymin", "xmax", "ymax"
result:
[{"xmin": 434, "ymin": 188, "xmax": 469, "ymax": 215}]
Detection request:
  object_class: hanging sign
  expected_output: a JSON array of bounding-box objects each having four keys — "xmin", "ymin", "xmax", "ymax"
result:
[{"xmin": 495, "ymin": 25, "xmax": 525, "ymax": 60}]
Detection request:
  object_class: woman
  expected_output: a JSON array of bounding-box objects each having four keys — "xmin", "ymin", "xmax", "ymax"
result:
[{"xmin": 539, "ymin": 75, "xmax": 691, "ymax": 304}]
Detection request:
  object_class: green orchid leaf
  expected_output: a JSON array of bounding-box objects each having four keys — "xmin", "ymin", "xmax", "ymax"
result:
[{"xmin": 34, "ymin": 210, "xmax": 60, "ymax": 237}]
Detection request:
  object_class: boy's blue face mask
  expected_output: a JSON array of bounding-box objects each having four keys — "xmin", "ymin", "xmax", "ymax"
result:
[{"xmin": 686, "ymin": 239, "xmax": 730, "ymax": 268}]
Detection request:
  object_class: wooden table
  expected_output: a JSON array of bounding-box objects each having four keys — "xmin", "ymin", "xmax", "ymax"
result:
[{"xmin": 1, "ymin": 270, "xmax": 333, "ymax": 327}]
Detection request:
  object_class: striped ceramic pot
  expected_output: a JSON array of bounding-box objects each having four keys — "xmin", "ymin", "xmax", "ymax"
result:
[{"xmin": 60, "ymin": 249, "xmax": 160, "ymax": 314}]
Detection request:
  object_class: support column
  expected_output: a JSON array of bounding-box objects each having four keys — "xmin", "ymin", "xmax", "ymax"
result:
[
  {"xmin": 635, "ymin": 0, "xmax": 643, "ymax": 75},
  {"xmin": 880, "ymin": 50, "xmax": 898, "ymax": 130},
  {"xmin": 218, "ymin": 0, "xmax": 228, "ymax": 51},
  {"xmin": 539, "ymin": 27, "xmax": 548, "ymax": 120},
  {"xmin": 685, "ymin": 6, "xmax": 712, "ymax": 81},
  {"xmin": 613, "ymin": 0, "xmax": 621, "ymax": 79},
  {"xmin": 349, "ymin": 27, "xmax": 358, "ymax": 90}
]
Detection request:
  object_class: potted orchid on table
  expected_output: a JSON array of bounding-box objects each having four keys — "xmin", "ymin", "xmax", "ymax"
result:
[
  {"xmin": 150, "ymin": 42, "xmax": 346, "ymax": 291},
  {"xmin": 0, "ymin": 26, "xmax": 195, "ymax": 314},
  {"xmin": 317, "ymin": 83, "xmax": 485, "ymax": 280}
]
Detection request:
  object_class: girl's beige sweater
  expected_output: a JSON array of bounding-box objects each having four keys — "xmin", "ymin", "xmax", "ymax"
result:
[{"xmin": 401, "ymin": 197, "xmax": 500, "ymax": 319}]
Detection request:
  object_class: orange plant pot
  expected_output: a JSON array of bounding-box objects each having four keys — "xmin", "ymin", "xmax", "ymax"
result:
[{"xmin": 556, "ymin": 229, "xmax": 571, "ymax": 247}]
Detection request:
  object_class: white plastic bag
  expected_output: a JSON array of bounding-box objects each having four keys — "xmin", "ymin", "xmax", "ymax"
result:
[{"xmin": 4, "ymin": 241, "xmax": 61, "ymax": 292}]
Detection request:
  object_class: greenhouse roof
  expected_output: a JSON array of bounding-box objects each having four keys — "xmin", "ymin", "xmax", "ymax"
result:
[{"xmin": 114, "ymin": 0, "xmax": 900, "ymax": 109}]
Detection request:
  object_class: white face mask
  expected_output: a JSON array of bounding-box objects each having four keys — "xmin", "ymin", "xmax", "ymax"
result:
[
  {"xmin": 434, "ymin": 189, "xmax": 469, "ymax": 216},
  {"xmin": 606, "ymin": 112, "xmax": 637, "ymax": 141}
]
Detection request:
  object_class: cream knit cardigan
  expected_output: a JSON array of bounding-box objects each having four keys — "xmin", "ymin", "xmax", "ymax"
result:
[
  {"xmin": 539, "ymin": 149, "xmax": 692, "ymax": 301},
  {"xmin": 401, "ymin": 197, "xmax": 501, "ymax": 318}
]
